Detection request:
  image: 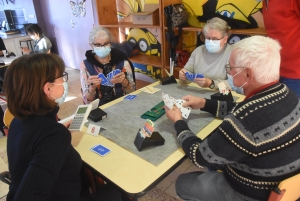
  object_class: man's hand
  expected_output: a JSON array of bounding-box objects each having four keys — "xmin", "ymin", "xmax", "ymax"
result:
[
  {"xmin": 182, "ymin": 95, "xmax": 206, "ymax": 109},
  {"xmin": 193, "ymin": 78, "xmax": 212, "ymax": 88},
  {"xmin": 165, "ymin": 105, "xmax": 183, "ymax": 123}
]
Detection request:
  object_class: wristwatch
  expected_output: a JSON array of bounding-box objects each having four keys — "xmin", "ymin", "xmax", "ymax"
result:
[{"xmin": 209, "ymin": 80, "xmax": 215, "ymax": 89}]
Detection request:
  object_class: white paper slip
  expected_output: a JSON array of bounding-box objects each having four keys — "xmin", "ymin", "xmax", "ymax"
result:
[
  {"xmin": 139, "ymin": 86, "xmax": 161, "ymax": 94},
  {"xmin": 86, "ymin": 124, "xmax": 101, "ymax": 137}
]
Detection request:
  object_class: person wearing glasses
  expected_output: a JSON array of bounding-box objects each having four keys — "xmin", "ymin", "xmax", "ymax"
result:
[
  {"xmin": 21, "ymin": 23, "xmax": 52, "ymax": 54},
  {"xmin": 165, "ymin": 36, "xmax": 300, "ymax": 201},
  {"xmin": 179, "ymin": 17, "xmax": 233, "ymax": 91},
  {"xmin": 4, "ymin": 54, "xmax": 122, "ymax": 201},
  {"xmin": 80, "ymin": 26, "xmax": 136, "ymax": 106}
]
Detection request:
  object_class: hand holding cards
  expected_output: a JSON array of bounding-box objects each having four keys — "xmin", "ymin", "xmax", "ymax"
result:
[
  {"xmin": 162, "ymin": 92, "xmax": 192, "ymax": 119},
  {"xmin": 98, "ymin": 69, "xmax": 121, "ymax": 87},
  {"xmin": 185, "ymin": 71, "xmax": 204, "ymax": 81}
]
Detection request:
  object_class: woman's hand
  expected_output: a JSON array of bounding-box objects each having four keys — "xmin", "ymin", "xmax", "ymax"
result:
[
  {"xmin": 62, "ymin": 119, "xmax": 72, "ymax": 128},
  {"xmin": 110, "ymin": 72, "xmax": 126, "ymax": 85},
  {"xmin": 88, "ymin": 75, "xmax": 101, "ymax": 88}
]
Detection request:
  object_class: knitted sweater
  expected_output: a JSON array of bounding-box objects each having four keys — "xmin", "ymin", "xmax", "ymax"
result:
[
  {"xmin": 174, "ymin": 83, "xmax": 300, "ymax": 200},
  {"xmin": 7, "ymin": 107, "xmax": 82, "ymax": 201}
]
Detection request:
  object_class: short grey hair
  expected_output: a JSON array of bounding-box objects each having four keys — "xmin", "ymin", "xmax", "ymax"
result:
[
  {"xmin": 203, "ymin": 17, "xmax": 230, "ymax": 37},
  {"xmin": 232, "ymin": 36, "xmax": 281, "ymax": 84},
  {"xmin": 88, "ymin": 26, "xmax": 113, "ymax": 45}
]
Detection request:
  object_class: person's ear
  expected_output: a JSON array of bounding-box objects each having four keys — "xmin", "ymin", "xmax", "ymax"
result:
[
  {"xmin": 43, "ymin": 82, "xmax": 52, "ymax": 95},
  {"xmin": 246, "ymin": 68, "xmax": 254, "ymax": 80}
]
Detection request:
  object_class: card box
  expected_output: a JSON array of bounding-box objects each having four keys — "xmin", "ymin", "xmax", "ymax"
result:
[{"xmin": 88, "ymin": 108, "xmax": 107, "ymax": 122}]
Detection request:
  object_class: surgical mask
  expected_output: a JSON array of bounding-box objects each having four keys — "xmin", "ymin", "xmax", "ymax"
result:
[
  {"xmin": 227, "ymin": 68, "xmax": 247, "ymax": 95},
  {"xmin": 205, "ymin": 39, "xmax": 222, "ymax": 53},
  {"xmin": 94, "ymin": 46, "xmax": 111, "ymax": 58},
  {"xmin": 51, "ymin": 81, "xmax": 68, "ymax": 105},
  {"xmin": 30, "ymin": 35, "xmax": 36, "ymax": 40}
]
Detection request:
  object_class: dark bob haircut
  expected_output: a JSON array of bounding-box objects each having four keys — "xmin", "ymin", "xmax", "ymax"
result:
[
  {"xmin": 3, "ymin": 53, "xmax": 65, "ymax": 119},
  {"xmin": 25, "ymin": 23, "xmax": 43, "ymax": 36}
]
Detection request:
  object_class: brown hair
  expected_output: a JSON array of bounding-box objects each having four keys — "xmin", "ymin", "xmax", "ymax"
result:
[{"xmin": 3, "ymin": 53, "xmax": 65, "ymax": 119}]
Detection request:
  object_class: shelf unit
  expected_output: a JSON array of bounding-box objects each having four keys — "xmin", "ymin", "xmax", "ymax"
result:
[
  {"xmin": 95, "ymin": 0, "xmax": 165, "ymax": 75},
  {"xmin": 95, "ymin": 0, "xmax": 267, "ymax": 79},
  {"xmin": 161, "ymin": 0, "xmax": 267, "ymax": 78}
]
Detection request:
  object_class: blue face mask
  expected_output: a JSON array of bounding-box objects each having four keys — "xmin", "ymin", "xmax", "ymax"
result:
[
  {"xmin": 227, "ymin": 68, "xmax": 247, "ymax": 95},
  {"xmin": 51, "ymin": 81, "xmax": 68, "ymax": 105},
  {"xmin": 94, "ymin": 46, "xmax": 111, "ymax": 58},
  {"xmin": 205, "ymin": 39, "xmax": 222, "ymax": 53}
]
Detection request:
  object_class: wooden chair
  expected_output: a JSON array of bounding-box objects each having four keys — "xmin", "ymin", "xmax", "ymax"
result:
[
  {"xmin": 3, "ymin": 108, "xmax": 13, "ymax": 136},
  {"xmin": 268, "ymin": 173, "xmax": 300, "ymax": 201}
]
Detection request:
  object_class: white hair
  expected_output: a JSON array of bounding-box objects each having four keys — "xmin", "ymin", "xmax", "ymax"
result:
[
  {"xmin": 88, "ymin": 26, "xmax": 113, "ymax": 45},
  {"xmin": 232, "ymin": 36, "xmax": 281, "ymax": 84},
  {"xmin": 203, "ymin": 17, "xmax": 230, "ymax": 37}
]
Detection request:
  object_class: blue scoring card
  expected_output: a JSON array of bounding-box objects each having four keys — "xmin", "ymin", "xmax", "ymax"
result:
[
  {"xmin": 90, "ymin": 144, "xmax": 111, "ymax": 156},
  {"xmin": 124, "ymin": 95, "xmax": 137, "ymax": 100}
]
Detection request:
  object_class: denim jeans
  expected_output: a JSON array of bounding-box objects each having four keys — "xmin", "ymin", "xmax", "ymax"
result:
[
  {"xmin": 280, "ymin": 77, "xmax": 300, "ymax": 98},
  {"xmin": 175, "ymin": 171, "xmax": 261, "ymax": 201}
]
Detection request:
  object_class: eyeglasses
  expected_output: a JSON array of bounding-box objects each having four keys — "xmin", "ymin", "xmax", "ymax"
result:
[
  {"xmin": 93, "ymin": 41, "xmax": 111, "ymax": 48},
  {"xmin": 225, "ymin": 64, "xmax": 245, "ymax": 73},
  {"xmin": 55, "ymin": 72, "xmax": 68, "ymax": 82},
  {"xmin": 205, "ymin": 36, "xmax": 225, "ymax": 42}
]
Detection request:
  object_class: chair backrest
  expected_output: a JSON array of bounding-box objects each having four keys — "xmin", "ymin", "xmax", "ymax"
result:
[
  {"xmin": 3, "ymin": 108, "xmax": 13, "ymax": 136},
  {"xmin": 268, "ymin": 173, "xmax": 300, "ymax": 201}
]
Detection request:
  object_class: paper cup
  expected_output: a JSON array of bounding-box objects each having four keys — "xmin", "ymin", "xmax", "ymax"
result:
[{"xmin": 2, "ymin": 50, "xmax": 7, "ymax": 57}]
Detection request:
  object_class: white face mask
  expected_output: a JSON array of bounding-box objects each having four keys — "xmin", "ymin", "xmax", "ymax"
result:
[
  {"xmin": 205, "ymin": 39, "xmax": 222, "ymax": 53},
  {"xmin": 30, "ymin": 35, "xmax": 36, "ymax": 40},
  {"xmin": 51, "ymin": 81, "xmax": 68, "ymax": 105},
  {"xmin": 227, "ymin": 68, "xmax": 247, "ymax": 95}
]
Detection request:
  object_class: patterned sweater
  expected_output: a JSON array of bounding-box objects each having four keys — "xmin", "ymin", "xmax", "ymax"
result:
[{"xmin": 174, "ymin": 82, "xmax": 300, "ymax": 200}]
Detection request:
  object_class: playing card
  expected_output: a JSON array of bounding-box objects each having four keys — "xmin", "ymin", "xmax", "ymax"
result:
[
  {"xmin": 195, "ymin": 73, "xmax": 205, "ymax": 78},
  {"xmin": 98, "ymin": 73, "xmax": 109, "ymax": 85},
  {"xmin": 107, "ymin": 71, "xmax": 114, "ymax": 81},
  {"xmin": 86, "ymin": 124, "xmax": 101, "ymax": 137},
  {"xmin": 162, "ymin": 92, "xmax": 173, "ymax": 110},
  {"xmin": 175, "ymin": 99, "xmax": 192, "ymax": 119},
  {"xmin": 124, "ymin": 94, "xmax": 137, "ymax": 100},
  {"xmin": 90, "ymin": 144, "xmax": 111, "ymax": 156},
  {"xmin": 114, "ymin": 69, "xmax": 121, "ymax": 75}
]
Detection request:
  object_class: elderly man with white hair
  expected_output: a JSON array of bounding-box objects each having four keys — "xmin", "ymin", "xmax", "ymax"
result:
[{"xmin": 166, "ymin": 36, "xmax": 300, "ymax": 201}]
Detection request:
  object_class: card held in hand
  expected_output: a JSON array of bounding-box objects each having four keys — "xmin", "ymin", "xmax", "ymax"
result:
[{"xmin": 175, "ymin": 99, "xmax": 192, "ymax": 119}]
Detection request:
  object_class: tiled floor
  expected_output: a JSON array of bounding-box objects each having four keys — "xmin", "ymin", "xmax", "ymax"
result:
[{"xmin": 0, "ymin": 67, "xmax": 207, "ymax": 200}]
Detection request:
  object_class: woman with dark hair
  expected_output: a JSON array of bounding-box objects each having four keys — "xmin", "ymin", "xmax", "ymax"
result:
[
  {"xmin": 4, "ymin": 53, "xmax": 122, "ymax": 201},
  {"xmin": 22, "ymin": 23, "xmax": 52, "ymax": 54}
]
